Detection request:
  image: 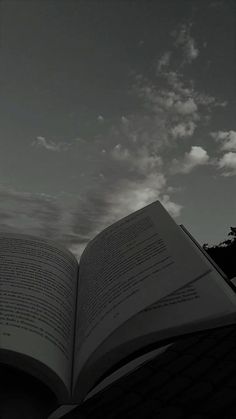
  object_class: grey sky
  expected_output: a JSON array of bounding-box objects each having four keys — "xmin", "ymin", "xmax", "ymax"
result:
[{"xmin": 0, "ymin": 0, "xmax": 235, "ymax": 258}]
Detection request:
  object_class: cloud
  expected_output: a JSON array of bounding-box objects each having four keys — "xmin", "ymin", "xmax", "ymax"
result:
[
  {"xmin": 111, "ymin": 143, "xmax": 163, "ymax": 175},
  {"xmin": 165, "ymin": 71, "xmax": 193, "ymax": 95},
  {"xmin": 171, "ymin": 121, "xmax": 196, "ymax": 138},
  {"xmin": 211, "ymin": 130, "xmax": 236, "ymax": 151},
  {"xmin": 161, "ymin": 194, "xmax": 182, "ymax": 217},
  {"xmin": 211, "ymin": 131, "xmax": 236, "ymax": 176},
  {"xmin": 170, "ymin": 146, "xmax": 210, "ymax": 174},
  {"xmin": 52, "ymin": 20, "xmax": 231, "ymax": 259},
  {"xmin": 104, "ymin": 174, "xmax": 167, "ymax": 222},
  {"xmin": 174, "ymin": 97, "xmax": 198, "ymax": 115},
  {"xmin": 157, "ymin": 51, "xmax": 171, "ymax": 71},
  {"xmin": 103, "ymin": 175, "xmax": 182, "ymax": 224},
  {"xmin": 121, "ymin": 115, "xmax": 129, "ymax": 125},
  {"xmin": 174, "ymin": 23, "xmax": 199, "ymax": 63},
  {"xmin": 134, "ymin": 30, "xmax": 225, "ymax": 148},
  {"xmin": 32, "ymin": 136, "xmax": 70, "ymax": 152},
  {"xmin": 97, "ymin": 115, "xmax": 104, "ymax": 122},
  {"xmin": 72, "ymin": 20, "xmax": 225, "ymax": 246},
  {"xmin": 0, "ymin": 187, "xmax": 61, "ymax": 237},
  {"xmin": 21, "ymin": 20, "xmax": 229, "ymax": 260},
  {"xmin": 217, "ymin": 152, "xmax": 236, "ymax": 176},
  {"xmin": 134, "ymin": 75, "xmax": 201, "ymax": 145},
  {"xmin": 0, "ymin": 186, "xmax": 89, "ymax": 259},
  {"xmin": 70, "ymin": 172, "xmax": 181, "ymax": 258},
  {"xmin": 69, "ymin": 133, "xmax": 182, "ymax": 259}
]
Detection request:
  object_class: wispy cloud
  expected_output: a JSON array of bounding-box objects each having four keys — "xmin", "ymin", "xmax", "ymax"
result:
[
  {"xmin": 0, "ymin": 186, "xmax": 86, "ymax": 257},
  {"xmin": 127, "ymin": 21, "xmax": 230, "ymax": 189},
  {"xmin": 31, "ymin": 136, "xmax": 71, "ymax": 152},
  {"xmin": 71, "ymin": 173, "xmax": 181, "ymax": 245},
  {"xmin": 157, "ymin": 51, "xmax": 172, "ymax": 71},
  {"xmin": 67, "ymin": 21, "xmax": 228, "ymax": 256},
  {"xmin": 111, "ymin": 143, "xmax": 163, "ymax": 175},
  {"xmin": 174, "ymin": 23, "xmax": 199, "ymax": 63},
  {"xmin": 0, "ymin": 187, "xmax": 60, "ymax": 236},
  {"xmin": 97, "ymin": 115, "xmax": 105, "ymax": 123},
  {"xmin": 15, "ymin": 19, "xmax": 231, "ymax": 259},
  {"xmin": 134, "ymin": 42, "xmax": 223, "ymax": 149}
]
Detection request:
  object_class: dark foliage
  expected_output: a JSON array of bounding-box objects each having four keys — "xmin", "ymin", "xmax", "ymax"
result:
[{"xmin": 203, "ymin": 227, "xmax": 236, "ymax": 279}]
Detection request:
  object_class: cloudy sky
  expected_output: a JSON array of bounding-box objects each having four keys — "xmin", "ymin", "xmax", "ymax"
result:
[{"xmin": 0, "ymin": 0, "xmax": 235, "ymax": 259}]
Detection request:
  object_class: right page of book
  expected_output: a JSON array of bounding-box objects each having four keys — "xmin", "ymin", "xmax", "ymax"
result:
[
  {"xmin": 92, "ymin": 269, "xmax": 236, "ymax": 362},
  {"xmin": 82, "ymin": 227, "xmax": 236, "ymax": 388},
  {"xmin": 73, "ymin": 201, "xmax": 215, "ymax": 388},
  {"xmin": 75, "ymin": 268, "xmax": 235, "ymax": 401}
]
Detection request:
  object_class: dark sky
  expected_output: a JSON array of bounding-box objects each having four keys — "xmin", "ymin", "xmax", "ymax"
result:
[{"xmin": 0, "ymin": 0, "xmax": 236, "ymax": 258}]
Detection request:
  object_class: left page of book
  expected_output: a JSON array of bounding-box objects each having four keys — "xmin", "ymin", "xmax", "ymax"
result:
[{"xmin": 0, "ymin": 233, "xmax": 79, "ymax": 399}]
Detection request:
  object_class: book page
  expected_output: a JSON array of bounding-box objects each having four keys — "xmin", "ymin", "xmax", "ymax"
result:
[
  {"xmin": 0, "ymin": 233, "xmax": 78, "ymax": 394},
  {"xmin": 73, "ymin": 270, "xmax": 235, "ymax": 401},
  {"xmin": 73, "ymin": 200, "xmax": 212, "ymax": 385},
  {"xmin": 92, "ymin": 269, "xmax": 236, "ymax": 358},
  {"xmin": 84, "ymin": 345, "xmax": 171, "ymax": 401}
]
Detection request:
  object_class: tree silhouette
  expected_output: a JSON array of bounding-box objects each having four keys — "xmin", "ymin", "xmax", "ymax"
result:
[{"xmin": 203, "ymin": 227, "xmax": 236, "ymax": 279}]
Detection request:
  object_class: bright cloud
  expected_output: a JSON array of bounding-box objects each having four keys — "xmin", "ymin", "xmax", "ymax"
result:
[
  {"xmin": 170, "ymin": 146, "xmax": 210, "ymax": 174},
  {"xmin": 211, "ymin": 130, "xmax": 236, "ymax": 151},
  {"xmin": 106, "ymin": 174, "xmax": 167, "ymax": 220},
  {"xmin": 218, "ymin": 152, "xmax": 236, "ymax": 176},
  {"xmin": 93, "ymin": 173, "xmax": 182, "ymax": 233},
  {"xmin": 161, "ymin": 194, "xmax": 183, "ymax": 217}
]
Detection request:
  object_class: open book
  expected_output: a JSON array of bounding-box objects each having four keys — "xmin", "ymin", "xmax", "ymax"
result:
[{"xmin": 0, "ymin": 201, "xmax": 235, "ymax": 418}]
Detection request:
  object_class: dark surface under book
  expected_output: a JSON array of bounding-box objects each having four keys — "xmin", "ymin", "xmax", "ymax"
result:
[
  {"xmin": 1, "ymin": 319, "xmax": 235, "ymax": 419},
  {"xmin": 62, "ymin": 323, "xmax": 236, "ymax": 419}
]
